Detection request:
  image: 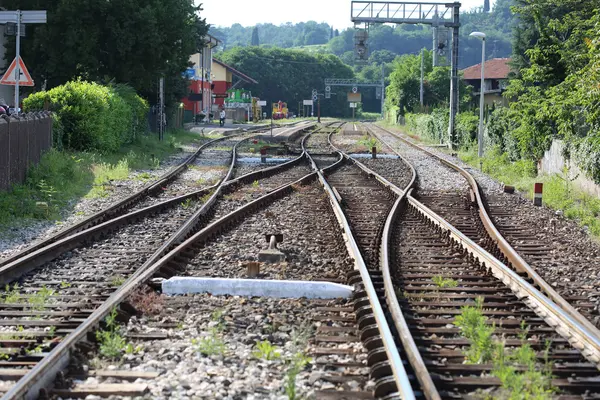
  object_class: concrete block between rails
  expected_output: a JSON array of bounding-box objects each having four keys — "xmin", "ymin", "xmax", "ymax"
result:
[{"xmin": 162, "ymin": 277, "xmax": 353, "ymax": 299}]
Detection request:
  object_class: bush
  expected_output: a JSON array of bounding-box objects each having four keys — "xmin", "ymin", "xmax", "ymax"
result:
[
  {"xmin": 456, "ymin": 111, "xmax": 479, "ymax": 147},
  {"xmin": 112, "ymin": 84, "xmax": 149, "ymax": 141},
  {"xmin": 23, "ymin": 80, "xmax": 148, "ymax": 153}
]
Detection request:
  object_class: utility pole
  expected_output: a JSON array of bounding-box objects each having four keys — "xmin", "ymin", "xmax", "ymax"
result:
[
  {"xmin": 420, "ymin": 48, "xmax": 424, "ymax": 108},
  {"xmin": 381, "ymin": 64, "xmax": 385, "ymax": 119},
  {"xmin": 448, "ymin": 4, "xmax": 460, "ymax": 149}
]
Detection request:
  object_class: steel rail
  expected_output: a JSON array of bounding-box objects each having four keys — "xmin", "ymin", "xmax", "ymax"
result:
[
  {"xmin": 0, "ymin": 130, "xmax": 243, "ymax": 268},
  {"xmin": 329, "ymin": 130, "xmax": 442, "ymax": 399},
  {"xmin": 407, "ymin": 191, "xmax": 600, "ymax": 366},
  {"xmin": 306, "ymin": 129, "xmax": 417, "ymax": 400},
  {"xmin": 355, "ymin": 122, "xmax": 600, "ymax": 367},
  {"xmin": 1, "ymin": 125, "xmax": 320, "ymax": 399},
  {"xmin": 331, "ymin": 124, "xmax": 600, "ymax": 397},
  {"xmin": 365, "ymin": 123, "xmax": 600, "ymax": 347},
  {"xmin": 0, "ymin": 120, "xmax": 312, "ymax": 268}
]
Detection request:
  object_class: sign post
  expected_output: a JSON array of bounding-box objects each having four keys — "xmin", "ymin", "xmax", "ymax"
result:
[{"xmin": 0, "ymin": 10, "xmax": 47, "ymax": 114}]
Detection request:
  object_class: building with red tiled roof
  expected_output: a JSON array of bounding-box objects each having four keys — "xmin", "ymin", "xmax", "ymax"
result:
[{"xmin": 461, "ymin": 58, "xmax": 512, "ymax": 106}]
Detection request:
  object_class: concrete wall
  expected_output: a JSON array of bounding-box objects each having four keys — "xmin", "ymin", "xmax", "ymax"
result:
[
  {"xmin": 0, "ymin": 30, "xmax": 15, "ymax": 105},
  {"xmin": 539, "ymin": 139, "xmax": 600, "ymax": 198}
]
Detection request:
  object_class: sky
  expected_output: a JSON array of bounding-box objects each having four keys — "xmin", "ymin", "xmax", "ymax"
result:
[{"xmin": 200, "ymin": 0, "xmax": 496, "ymax": 30}]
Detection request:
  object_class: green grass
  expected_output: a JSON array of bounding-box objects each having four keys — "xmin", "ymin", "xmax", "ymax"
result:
[
  {"xmin": 0, "ymin": 129, "xmax": 203, "ymax": 232},
  {"xmin": 458, "ymin": 145, "xmax": 600, "ymax": 238}
]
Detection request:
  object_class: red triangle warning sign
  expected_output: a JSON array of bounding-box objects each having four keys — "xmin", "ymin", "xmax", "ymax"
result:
[{"xmin": 0, "ymin": 56, "xmax": 34, "ymax": 87}]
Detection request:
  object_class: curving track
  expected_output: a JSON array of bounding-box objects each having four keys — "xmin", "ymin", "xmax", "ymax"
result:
[{"xmin": 330, "ymin": 122, "xmax": 600, "ymax": 398}]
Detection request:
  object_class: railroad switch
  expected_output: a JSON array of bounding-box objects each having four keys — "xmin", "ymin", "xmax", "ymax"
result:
[{"xmin": 258, "ymin": 234, "xmax": 285, "ymax": 263}]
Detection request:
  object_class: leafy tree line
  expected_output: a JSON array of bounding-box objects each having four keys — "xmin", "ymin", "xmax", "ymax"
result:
[
  {"xmin": 3, "ymin": 0, "xmax": 208, "ymax": 109},
  {"xmin": 215, "ymin": 47, "xmax": 354, "ymax": 118},
  {"xmin": 211, "ymin": 22, "xmax": 337, "ymax": 49},
  {"xmin": 501, "ymin": 0, "xmax": 600, "ymax": 182},
  {"xmin": 212, "ymin": 0, "xmax": 514, "ymax": 69}
]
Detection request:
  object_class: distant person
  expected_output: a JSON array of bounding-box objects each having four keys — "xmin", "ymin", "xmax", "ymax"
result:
[{"xmin": 219, "ymin": 109, "xmax": 226, "ymax": 127}]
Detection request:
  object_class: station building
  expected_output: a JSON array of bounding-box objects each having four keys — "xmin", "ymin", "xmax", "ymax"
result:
[{"xmin": 182, "ymin": 34, "xmax": 220, "ymax": 122}]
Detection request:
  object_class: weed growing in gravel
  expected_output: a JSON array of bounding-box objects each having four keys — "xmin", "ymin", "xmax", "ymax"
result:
[
  {"xmin": 181, "ymin": 198, "xmax": 193, "ymax": 209},
  {"xmin": 432, "ymin": 275, "xmax": 458, "ymax": 288},
  {"xmin": 96, "ymin": 308, "xmax": 127, "ymax": 360},
  {"xmin": 200, "ymin": 191, "xmax": 214, "ymax": 203},
  {"xmin": 284, "ymin": 351, "xmax": 312, "ymax": 400},
  {"xmin": 454, "ymin": 296, "xmax": 496, "ymax": 364},
  {"xmin": 60, "ymin": 281, "xmax": 72, "ymax": 289},
  {"xmin": 3, "ymin": 284, "xmax": 21, "ymax": 304},
  {"xmin": 135, "ymin": 172, "xmax": 153, "ymax": 182},
  {"xmin": 28, "ymin": 286, "xmax": 55, "ymax": 312},
  {"xmin": 110, "ymin": 276, "xmax": 125, "ymax": 287},
  {"xmin": 124, "ymin": 343, "xmax": 143, "ymax": 355},
  {"xmin": 282, "ymin": 323, "xmax": 314, "ymax": 399},
  {"xmin": 358, "ymin": 135, "xmax": 378, "ymax": 151},
  {"xmin": 455, "ymin": 298, "xmax": 557, "ymax": 398},
  {"xmin": 191, "ymin": 327, "xmax": 227, "ymax": 356},
  {"xmin": 252, "ymin": 340, "xmax": 281, "ymax": 361},
  {"xmin": 252, "ymin": 180, "xmax": 260, "ymax": 188}
]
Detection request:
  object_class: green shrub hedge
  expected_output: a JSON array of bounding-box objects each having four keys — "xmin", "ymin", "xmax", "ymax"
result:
[{"xmin": 23, "ymin": 80, "xmax": 149, "ymax": 153}]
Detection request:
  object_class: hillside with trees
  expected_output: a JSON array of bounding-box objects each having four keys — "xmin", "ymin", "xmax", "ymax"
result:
[
  {"xmin": 215, "ymin": 47, "xmax": 354, "ymax": 117},
  {"xmin": 211, "ymin": 0, "xmax": 515, "ymax": 69}
]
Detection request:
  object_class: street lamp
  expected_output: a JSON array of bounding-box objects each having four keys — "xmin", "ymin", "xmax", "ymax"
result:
[{"xmin": 470, "ymin": 31, "xmax": 486, "ymax": 159}]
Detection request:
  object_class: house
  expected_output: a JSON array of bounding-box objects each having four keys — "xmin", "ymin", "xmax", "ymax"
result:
[
  {"xmin": 211, "ymin": 59, "xmax": 258, "ymax": 108},
  {"xmin": 182, "ymin": 34, "xmax": 220, "ymax": 121},
  {"xmin": 462, "ymin": 58, "xmax": 512, "ymax": 106}
]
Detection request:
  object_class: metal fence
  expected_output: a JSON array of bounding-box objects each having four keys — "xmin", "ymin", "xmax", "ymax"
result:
[{"xmin": 0, "ymin": 112, "xmax": 53, "ymax": 191}]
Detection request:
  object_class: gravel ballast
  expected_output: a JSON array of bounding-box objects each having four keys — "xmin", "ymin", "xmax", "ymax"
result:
[{"xmin": 373, "ymin": 123, "xmax": 600, "ymax": 326}]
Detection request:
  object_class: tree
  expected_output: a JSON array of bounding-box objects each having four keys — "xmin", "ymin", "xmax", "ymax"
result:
[
  {"xmin": 251, "ymin": 27, "xmax": 260, "ymax": 46},
  {"xmin": 335, "ymin": 29, "xmax": 340, "ymax": 37},
  {"xmin": 330, "ymin": 27, "xmax": 334, "ymax": 40},
  {"xmin": 484, "ymin": 0, "xmax": 490, "ymax": 12},
  {"xmin": 216, "ymin": 47, "xmax": 355, "ymax": 117},
  {"xmin": 4, "ymin": 0, "xmax": 207, "ymax": 108}
]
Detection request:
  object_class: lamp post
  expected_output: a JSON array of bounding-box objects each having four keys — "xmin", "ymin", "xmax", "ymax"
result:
[{"xmin": 470, "ymin": 31, "xmax": 486, "ymax": 159}]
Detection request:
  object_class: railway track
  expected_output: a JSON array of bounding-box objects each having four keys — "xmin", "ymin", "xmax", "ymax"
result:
[
  {"xmin": 35, "ymin": 123, "xmax": 412, "ymax": 399},
  {"xmin": 364, "ymin": 123, "xmax": 600, "ymax": 331},
  {"xmin": 328, "ymin": 123, "xmax": 600, "ymax": 398},
  {"xmin": 0, "ymin": 124, "xmax": 325, "ymax": 398},
  {"xmin": 3, "ymin": 119, "xmax": 599, "ymax": 399},
  {"xmin": 0, "ymin": 122, "xmax": 310, "ymax": 268}
]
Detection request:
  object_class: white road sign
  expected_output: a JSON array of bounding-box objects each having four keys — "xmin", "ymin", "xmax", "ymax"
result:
[
  {"xmin": 350, "ymin": 103, "xmax": 357, "ymax": 108},
  {"xmin": 303, "ymin": 100, "xmax": 313, "ymax": 106},
  {"xmin": 257, "ymin": 100, "xmax": 267, "ymax": 106},
  {"xmin": 352, "ymin": 86, "xmax": 358, "ymax": 94}
]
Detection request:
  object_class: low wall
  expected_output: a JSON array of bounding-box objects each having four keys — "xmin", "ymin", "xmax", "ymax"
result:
[
  {"xmin": 0, "ymin": 112, "xmax": 53, "ymax": 191},
  {"xmin": 538, "ymin": 139, "xmax": 600, "ymax": 198}
]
